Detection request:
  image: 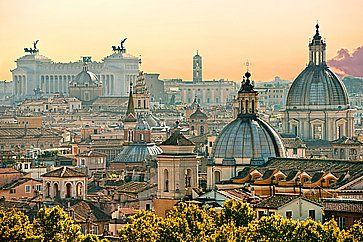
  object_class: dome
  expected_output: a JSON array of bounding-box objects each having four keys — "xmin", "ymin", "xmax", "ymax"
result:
[
  {"xmin": 71, "ymin": 69, "xmax": 100, "ymax": 86},
  {"xmin": 212, "ymin": 116, "xmax": 285, "ymax": 164},
  {"xmin": 286, "ymin": 65, "xmax": 349, "ymax": 109},
  {"xmin": 113, "ymin": 143, "xmax": 162, "ymax": 163}
]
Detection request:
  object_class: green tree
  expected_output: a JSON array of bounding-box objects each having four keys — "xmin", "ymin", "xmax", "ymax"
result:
[
  {"xmin": 32, "ymin": 205, "xmax": 82, "ymax": 242},
  {"xmin": 343, "ymin": 221, "xmax": 363, "ymax": 242},
  {"xmin": 218, "ymin": 200, "xmax": 255, "ymax": 227},
  {"xmin": 0, "ymin": 208, "xmax": 34, "ymax": 242}
]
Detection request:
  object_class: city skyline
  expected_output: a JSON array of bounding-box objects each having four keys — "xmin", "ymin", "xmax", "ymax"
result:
[{"xmin": 1, "ymin": 0, "xmax": 363, "ymax": 82}]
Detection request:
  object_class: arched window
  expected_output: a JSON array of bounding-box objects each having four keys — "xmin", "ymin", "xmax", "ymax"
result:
[
  {"xmin": 46, "ymin": 182, "xmax": 51, "ymax": 198},
  {"xmin": 66, "ymin": 183, "xmax": 72, "ymax": 198},
  {"xmin": 53, "ymin": 183, "xmax": 59, "ymax": 199},
  {"xmin": 164, "ymin": 169, "xmax": 169, "ymax": 192},
  {"xmin": 76, "ymin": 182, "xmax": 83, "ymax": 198},
  {"xmin": 245, "ymin": 100, "xmax": 249, "ymax": 114},
  {"xmin": 252, "ymin": 100, "xmax": 255, "ymax": 113}
]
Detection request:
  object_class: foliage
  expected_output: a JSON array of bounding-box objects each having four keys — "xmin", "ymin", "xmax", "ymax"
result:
[
  {"xmin": 33, "ymin": 205, "xmax": 81, "ymax": 242},
  {"xmin": 118, "ymin": 200, "xmax": 363, "ymax": 242},
  {"xmin": 218, "ymin": 199, "xmax": 255, "ymax": 227},
  {"xmin": 0, "ymin": 206, "xmax": 108, "ymax": 242},
  {"xmin": 0, "ymin": 208, "xmax": 34, "ymax": 242}
]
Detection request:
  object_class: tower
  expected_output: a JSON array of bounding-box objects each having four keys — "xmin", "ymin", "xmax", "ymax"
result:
[
  {"xmin": 124, "ymin": 82, "xmax": 137, "ymax": 143},
  {"xmin": 193, "ymin": 51, "xmax": 202, "ymax": 83},
  {"xmin": 154, "ymin": 129, "xmax": 198, "ymax": 216},
  {"xmin": 133, "ymin": 71, "xmax": 150, "ymax": 115},
  {"xmin": 233, "ymin": 71, "xmax": 259, "ymax": 118}
]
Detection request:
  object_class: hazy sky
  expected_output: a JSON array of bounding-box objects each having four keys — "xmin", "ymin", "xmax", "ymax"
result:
[{"xmin": 0, "ymin": 0, "xmax": 362, "ymax": 82}]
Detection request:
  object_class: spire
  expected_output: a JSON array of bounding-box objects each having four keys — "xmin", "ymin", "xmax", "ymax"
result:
[
  {"xmin": 309, "ymin": 23, "xmax": 326, "ymax": 66},
  {"xmin": 125, "ymin": 82, "xmax": 136, "ymax": 122}
]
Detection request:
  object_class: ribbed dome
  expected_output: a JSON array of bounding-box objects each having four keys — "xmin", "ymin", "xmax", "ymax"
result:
[
  {"xmin": 113, "ymin": 143, "xmax": 162, "ymax": 163},
  {"xmin": 212, "ymin": 116, "xmax": 285, "ymax": 163},
  {"xmin": 286, "ymin": 65, "xmax": 349, "ymax": 109},
  {"xmin": 71, "ymin": 70, "xmax": 100, "ymax": 86}
]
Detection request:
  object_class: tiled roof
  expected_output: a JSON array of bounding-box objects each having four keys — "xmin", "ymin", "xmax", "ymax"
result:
[
  {"xmin": 255, "ymin": 195, "xmax": 298, "ymax": 209},
  {"xmin": 67, "ymin": 200, "xmax": 111, "ymax": 222},
  {"xmin": 0, "ymin": 178, "xmax": 36, "ymax": 190},
  {"xmin": 261, "ymin": 158, "xmax": 363, "ymax": 189},
  {"xmin": 0, "ymin": 128, "xmax": 60, "ymax": 138},
  {"xmin": 331, "ymin": 136, "xmax": 363, "ymax": 145},
  {"xmin": 323, "ymin": 198, "xmax": 363, "ymax": 213},
  {"xmin": 304, "ymin": 139, "xmax": 332, "ymax": 148},
  {"xmin": 117, "ymin": 181, "xmax": 150, "ymax": 194},
  {"xmin": 41, "ymin": 166, "xmax": 86, "ymax": 178}
]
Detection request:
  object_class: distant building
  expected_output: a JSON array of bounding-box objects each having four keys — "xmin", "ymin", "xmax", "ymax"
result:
[
  {"xmin": 255, "ymin": 195, "xmax": 323, "ymax": 222},
  {"xmin": 193, "ymin": 51, "xmax": 202, "ymax": 83},
  {"xmin": 42, "ymin": 166, "xmax": 87, "ymax": 200},
  {"xmin": 11, "ymin": 41, "xmax": 139, "ymax": 100},
  {"xmin": 68, "ymin": 61, "xmax": 103, "ymax": 107}
]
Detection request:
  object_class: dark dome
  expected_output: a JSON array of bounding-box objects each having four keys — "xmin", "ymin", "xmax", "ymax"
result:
[
  {"xmin": 113, "ymin": 143, "xmax": 162, "ymax": 163},
  {"xmin": 71, "ymin": 69, "xmax": 99, "ymax": 86},
  {"xmin": 212, "ymin": 116, "xmax": 285, "ymax": 163},
  {"xmin": 286, "ymin": 61, "xmax": 349, "ymax": 109}
]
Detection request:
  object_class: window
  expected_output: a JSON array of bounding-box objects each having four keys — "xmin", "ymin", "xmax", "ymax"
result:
[
  {"xmin": 258, "ymin": 211, "xmax": 265, "ymax": 219},
  {"xmin": 286, "ymin": 211, "xmax": 292, "ymax": 219},
  {"xmin": 308, "ymin": 210, "xmax": 316, "ymax": 220},
  {"xmin": 25, "ymin": 185, "xmax": 31, "ymax": 193},
  {"xmin": 338, "ymin": 217, "xmax": 346, "ymax": 229},
  {"xmin": 146, "ymin": 204, "xmax": 151, "ymax": 211},
  {"xmin": 36, "ymin": 185, "xmax": 42, "ymax": 191},
  {"xmin": 10, "ymin": 189, "xmax": 16, "ymax": 194},
  {"xmin": 293, "ymin": 148, "xmax": 298, "ymax": 155},
  {"xmin": 24, "ymin": 163, "xmax": 29, "ymax": 169}
]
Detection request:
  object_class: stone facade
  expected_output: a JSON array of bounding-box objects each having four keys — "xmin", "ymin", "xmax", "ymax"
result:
[{"xmin": 11, "ymin": 45, "xmax": 139, "ymax": 100}]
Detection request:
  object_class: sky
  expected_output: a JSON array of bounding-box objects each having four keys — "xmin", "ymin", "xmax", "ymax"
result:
[{"xmin": 0, "ymin": 0, "xmax": 363, "ymax": 82}]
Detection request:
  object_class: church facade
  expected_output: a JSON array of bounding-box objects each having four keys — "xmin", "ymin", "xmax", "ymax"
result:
[
  {"xmin": 11, "ymin": 40, "xmax": 139, "ymax": 100},
  {"xmin": 283, "ymin": 25, "xmax": 355, "ymax": 141}
]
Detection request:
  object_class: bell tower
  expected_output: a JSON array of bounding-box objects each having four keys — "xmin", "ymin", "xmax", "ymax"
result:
[
  {"xmin": 233, "ymin": 68, "xmax": 258, "ymax": 119},
  {"xmin": 193, "ymin": 51, "xmax": 202, "ymax": 83}
]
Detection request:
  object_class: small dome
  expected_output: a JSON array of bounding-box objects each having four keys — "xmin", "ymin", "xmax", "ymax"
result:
[
  {"xmin": 286, "ymin": 65, "xmax": 349, "ymax": 109},
  {"xmin": 113, "ymin": 143, "xmax": 162, "ymax": 163},
  {"xmin": 212, "ymin": 116, "xmax": 285, "ymax": 163},
  {"xmin": 71, "ymin": 69, "xmax": 99, "ymax": 86}
]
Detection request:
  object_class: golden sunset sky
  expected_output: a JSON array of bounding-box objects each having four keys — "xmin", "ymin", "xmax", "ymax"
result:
[{"xmin": 0, "ymin": 0, "xmax": 362, "ymax": 82}]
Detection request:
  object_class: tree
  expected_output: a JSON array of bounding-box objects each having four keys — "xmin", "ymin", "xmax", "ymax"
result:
[
  {"xmin": 0, "ymin": 208, "xmax": 34, "ymax": 242},
  {"xmin": 218, "ymin": 200, "xmax": 255, "ymax": 227},
  {"xmin": 32, "ymin": 205, "xmax": 81, "ymax": 242},
  {"xmin": 343, "ymin": 221, "xmax": 363, "ymax": 242}
]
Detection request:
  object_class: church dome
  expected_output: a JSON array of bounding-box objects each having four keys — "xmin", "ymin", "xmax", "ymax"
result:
[
  {"xmin": 113, "ymin": 143, "xmax": 162, "ymax": 163},
  {"xmin": 212, "ymin": 116, "xmax": 285, "ymax": 164},
  {"xmin": 286, "ymin": 24, "xmax": 349, "ymax": 110},
  {"xmin": 212, "ymin": 70, "xmax": 285, "ymax": 165},
  {"xmin": 286, "ymin": 65, "xmax": 349, "ymax": 109},
  {"xmin": 71, "ymin": 67, "xmax": 100, "ymax": 86}
]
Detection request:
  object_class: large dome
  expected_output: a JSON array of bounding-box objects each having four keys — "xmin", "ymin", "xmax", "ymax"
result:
[
  {"xmin": 286, "ymin": 65, "xmax": 349, "ymax": 109},
  {"xmin": 212, "ymin": 116, "xmax": 285, "ymax": 164}
]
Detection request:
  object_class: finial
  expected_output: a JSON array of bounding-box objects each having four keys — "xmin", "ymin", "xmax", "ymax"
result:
[
  {"xmin": 244, "ymin": 60, "xmax": 252, "ymax": 78},
  {"xmin": 197, "ymin": 50, "xmax": 199, "ymax": 55},
  {"xmin": 139, "ymin": 55, "xmax": 142, "ymax": 65}
]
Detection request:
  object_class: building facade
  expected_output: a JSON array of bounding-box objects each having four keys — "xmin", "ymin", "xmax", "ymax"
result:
[{"xmin": 11, "ymin": 41, "xmax": 139, "ymax": 100}]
